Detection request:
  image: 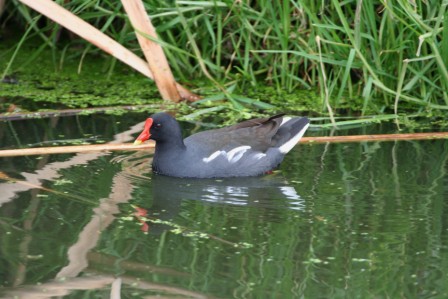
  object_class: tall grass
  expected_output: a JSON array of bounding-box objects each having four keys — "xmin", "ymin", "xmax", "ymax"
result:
[{"xmin": 2, "ymin": 0, "xmax": 448, "ymax": 114}]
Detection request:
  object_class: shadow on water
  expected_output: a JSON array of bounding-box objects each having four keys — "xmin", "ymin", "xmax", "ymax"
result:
[{"xmin": 1, "ymin": 113, "xmax": 448, "ymax": 298}]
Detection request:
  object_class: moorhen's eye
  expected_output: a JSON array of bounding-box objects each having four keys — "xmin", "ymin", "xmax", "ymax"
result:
[{"xmin": 155, "ymin": 123, "xmax": 162, "ymax": 129}]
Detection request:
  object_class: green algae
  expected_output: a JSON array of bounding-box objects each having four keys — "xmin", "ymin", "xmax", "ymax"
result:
[
  {"xmin": 0, "ymin": 38, "xmax": 335, "ymax": 118},
  {"xmin": 0, "ymin": 40, "xmax": 162, "ymax": 113},
  {"xmin": 1, "ymin": 64, "xmax": 161, "ymax": 110},
  {"xmin": 1, "ymin": 38, "xmax": 446, "ymax": 129}
]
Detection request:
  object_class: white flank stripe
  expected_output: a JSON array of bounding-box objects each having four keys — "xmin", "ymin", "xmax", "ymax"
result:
[
  {"xmin": 253, "ymin": 152, "xmax": 267, "ymax": 160},
  {"xmin": 226, "ymin": 146, "xmax": 251, "ymax": 163},
  {"xmin": 279, "ymin": 123, "xmax": 310, "ymax": 154},
  {"xmin": 203, "ymin": 150, "xmax": 224, "ymax": 163},
  {"xmin": 202, "ymin": 146, "xmax": 251, "ymax": 163}
]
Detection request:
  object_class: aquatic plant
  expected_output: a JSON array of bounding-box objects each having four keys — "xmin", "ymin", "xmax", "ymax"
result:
[{"xmin": 1, "ymin": 0, "xmax": 448, "ymax": 115}]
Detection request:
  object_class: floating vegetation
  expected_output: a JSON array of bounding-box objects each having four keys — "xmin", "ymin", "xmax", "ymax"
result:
[{"xmin": 121, "ymin": 205, "xmax": 254, "ymax": 249}]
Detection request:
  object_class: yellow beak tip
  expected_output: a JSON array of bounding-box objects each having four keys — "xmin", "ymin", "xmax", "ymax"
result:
[{"xmin": 133, "ymin": 140, "xmax": 143, "ymax": 146}]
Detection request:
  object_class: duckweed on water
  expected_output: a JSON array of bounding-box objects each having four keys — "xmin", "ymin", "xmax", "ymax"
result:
[
  {"xmin": 0, "ymin": 38, "xmax": 345, "ymax": 117},
  {"xmin": 2, "ymin": 39, "xmax": 448, "ymax": 128},
  {"xmin": 0, "ymin": 41, "xmax": 162, "ymax": 112},
  {"xmin": 1, "ymin": 66, "xmax": 161, "ymax": 109}
]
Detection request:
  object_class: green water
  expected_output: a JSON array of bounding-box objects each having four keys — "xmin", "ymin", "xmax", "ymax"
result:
[{"xmin": 1, "ymin": 115, "xmax": 448, "ymax": 299}]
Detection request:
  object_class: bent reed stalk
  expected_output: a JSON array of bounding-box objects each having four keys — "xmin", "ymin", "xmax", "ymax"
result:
[
  {"xmin": 1, "ymin": 132, "xmax": 447, "ymax": 157},
  {"xmin": 2, "ymin": 1, "xmax": 448, "ymax": 114}
]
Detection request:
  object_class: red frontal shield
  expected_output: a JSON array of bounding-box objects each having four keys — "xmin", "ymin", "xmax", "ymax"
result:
[{"xmin": 134, "ymin": 118, "xmax": 153, "ymax": 145}]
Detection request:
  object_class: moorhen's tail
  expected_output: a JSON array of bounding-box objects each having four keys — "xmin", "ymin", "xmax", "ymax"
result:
[{"xmin": 273, "ymin": 117, "xmax": 310, "ymax": 154}]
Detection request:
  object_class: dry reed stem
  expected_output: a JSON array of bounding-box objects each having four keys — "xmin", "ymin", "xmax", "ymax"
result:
[
  {"xmin": 0, "ymin": 0, "xmax": 5, "ymax": 15},
  {"xmin": 17, "ymin": 0, "xmax": 199, "ymax": 101},
  {"xmin": 121, "ymin": 0, "xmax": 181, "ymax": 101},
  {"xmin": 1, "ymin": 132, "xmax": 447, "ymax": 157}
]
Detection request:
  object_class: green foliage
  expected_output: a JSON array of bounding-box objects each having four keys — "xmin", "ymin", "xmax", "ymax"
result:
[{"xmin": 2, "ymin": 0, "xmax": 448, "ymax": 115}]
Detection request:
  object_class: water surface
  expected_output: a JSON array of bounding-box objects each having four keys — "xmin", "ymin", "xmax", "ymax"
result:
[{"xmin": 1, "ymin": 115, "xmax": 447, "ymax": 298}]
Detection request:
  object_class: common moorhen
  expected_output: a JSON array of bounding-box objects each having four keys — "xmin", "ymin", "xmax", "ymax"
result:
[{"xmin": 134, "ymin": 112, "xmax": 309, "ymax": 178}]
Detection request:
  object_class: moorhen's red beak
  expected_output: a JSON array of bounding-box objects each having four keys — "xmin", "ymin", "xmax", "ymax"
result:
[{"xmin": 134, "ymin": 118, "xmax": 153, "ymax": 145}]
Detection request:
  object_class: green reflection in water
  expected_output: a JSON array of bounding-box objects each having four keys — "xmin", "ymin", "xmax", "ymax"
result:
[{"xmin": 0, "ymin": 122, "xmax": 448, "ymax": 298}]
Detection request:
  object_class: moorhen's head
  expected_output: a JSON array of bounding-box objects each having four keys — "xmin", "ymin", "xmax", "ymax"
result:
[{"xmin": 134, "ymin": 112, "xmax": 183, "ymax": 144}]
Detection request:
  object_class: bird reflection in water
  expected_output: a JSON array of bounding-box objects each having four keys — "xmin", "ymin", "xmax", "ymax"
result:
[
  {"xmin": 152, "ymin": 173, "xmax": 303, "ymax": 210},
  {"xmin": 115, "ymin": 152, "xmax": 306, "ymax": 234}
]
